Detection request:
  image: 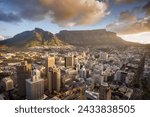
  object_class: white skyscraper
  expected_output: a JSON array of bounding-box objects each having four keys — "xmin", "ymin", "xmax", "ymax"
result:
[
  {"xmin": 80, "ymin": 66, "xmax": 87, "ymax": 78},
  {"xmin": 26, "ymin": 69, "xmax": 44, "ymax": 100},
  {"xmin": 100, "ymin": 75, "xmax": 104, "ymax": 85},
  {"xmin": 76, "ymin": 62, "xmax": 81, "ymax": 72}
]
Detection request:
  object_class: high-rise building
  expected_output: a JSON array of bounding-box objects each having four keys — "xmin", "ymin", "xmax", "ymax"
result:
[
  {"xmin": 114, "ymin": 70, "xmax": 128, "ymax": 83},
  {"xmin": 65, "ymin": 56, "xmax": 74, "ymax": 68},
  {"xmin": 99, "ymin": 85, "xmax": 111, "ymax": 100},
  {"xmin": 26, "ymin": 69, "xmax": 44, "ymax": 100},
  {"xmin": 16, "ymin": 61, "xmax": 31, "ymax": 97},
  {"xmin": 75, "ymin": 62, "xmax": 80, "ymax": 72},
  {"xmin": 79, "ymin": 66, "xmax": 87, "ymax": 78},
  {"xmin": 48, "ymin": 67, "xmax": 61, "ymax": 94},
  {"xmin": 100, "ymin": 75, "xmax": 104, "ymax": 85},
  {"xmin": 46, "ymin": 56, "xmax": 55, "ymax": 77},
  {"xmin": 99, "ymin": 52, "xmax": 109, "ymax": 61},
  {"xmin": 2, "ymin": 77, "xmax": 14, "ymax": 91},
  {"xmin": 86, "ymin": 69, "xmax": 91, "ymax": 78},
  {"xmin": 126, "ymin": 72, "xmax": 134, "ymax": 84},
  {"xmin": 74, "ymin": 57, "xmax": 79, "ymax": 65},
  {"xmin": 53, "ymin": 68, "xmax": 61, "ymax": 92}
]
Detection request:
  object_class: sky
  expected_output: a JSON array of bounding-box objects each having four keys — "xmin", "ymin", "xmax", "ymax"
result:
[{"xmin": 0, "ymin": 0, "xmax": 150, "ymax": 44}]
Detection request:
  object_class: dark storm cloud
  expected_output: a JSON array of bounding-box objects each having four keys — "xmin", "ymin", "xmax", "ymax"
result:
[
  {"xmin": 0, "ymin": 11, "xmax": 21, "ymax": 22},
  {"xmin": 143, "ymin": 1, "xmax": 150, "ymax": 16},
  {"xmin": 3, "ymin": 0, "xmax": 48, "ymax": 21},
  {"xmin": 0, "ymin": 0, "xmax": 109, "ymax": 27}
]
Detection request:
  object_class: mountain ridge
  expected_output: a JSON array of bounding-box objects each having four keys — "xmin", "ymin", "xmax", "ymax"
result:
[
  {"xmin": 56, "ymin": 29, "xmax": 141, "ymax": 47},
  {"xmin": 0, "ymin": 28, "xmax": 142, "ymax": 48},
  {"xmin": 0, "ymin": 28, "xmax": 66, "ymax": 47}
]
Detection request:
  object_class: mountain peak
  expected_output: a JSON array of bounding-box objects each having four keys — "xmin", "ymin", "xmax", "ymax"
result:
[
  {"xmin": 0, "ymin": 28, "xmax": 69, "ymax": 48},
  {"xmin": 34, "ymin": 28, "xmax": 44, "ymax": 32}
]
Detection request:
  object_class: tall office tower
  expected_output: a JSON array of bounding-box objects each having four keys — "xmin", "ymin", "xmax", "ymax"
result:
[
  {"xmin": 79, "ymin": 66, "xmax": 87, "ymax": 78},
  {"xmin": 99, "ymin": 52, "xmax": 109, "ymax": 61},
  {"xmin": 2, "ymin": 77, "xmax": 14, "ymax": 91},
  {"xmin": 126, "ymin": 72, "xmax": 134, "ymax": 84},
  {"xmin": 99, "ymin": 85, "xmax": 111, "ymax": 100},
  {"xmin": 100, "ymin": 75, "xmax": 104, "ymax": 85},
  {"xmin": 114, "ymin": 70, "xmax": 128, "ymax": 83},
  {"xmin": 26, "ymin": 69, "xmax": 44, "ymax": 100},
  {"xmin": 48, "ymin": 67, "xmax": 61, "ymax": 94},
  {"xmin": 65, "ymin": 55, "xmax": 74, "ymax": 68},
  {"xmin": 86, "ymin": 69, "xmax": 91, "ymax": 78},
  {"xmin": 75, "ymin": 62, "xmax": 80, "ymax": 72},
  {"xmin": 46, "ymin": 57, "xmax": 55, "ymax": 77},
  {"xmin": 16, "ymin": 61, "xmax": 31, "ymax": 97},
  {"xmin": 74, "ymin": 57, "xmax": 79, "ymax": 65}
]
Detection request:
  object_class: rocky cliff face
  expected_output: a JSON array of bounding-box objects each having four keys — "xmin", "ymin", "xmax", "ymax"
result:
[{"xmin": 56, "ymin": 29, "xmax": 127, "ymax": 46}]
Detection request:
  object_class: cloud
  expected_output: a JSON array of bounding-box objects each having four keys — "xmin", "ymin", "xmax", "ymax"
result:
[
  {"xmin": 0, "ymin": 35, "xmax": 11, "ymax": 40},
  {"xmin": 114, "ymin": 0, "xmax": 136, "ymax": 4},
  {"xmin": 0, "ymin": 0, "xmax": 109, "ymax": 27},
  {"xmin": 0, "ymin": 11, "xmax": 21, "ymax": 22},
  {"xmin": 119, "ymin": 11, "xmax": 137, "ymax": 21},
  {"xmin": 0, "ymin": 35, "xmax": 4, "ymax": 40},
  {"xmin": 4, "ymin": 0, "xmax": 48, "ymax": 21},
  {"xmin": 114, "ymin": 0, "xmax": 144, "ymax": 4},
  {"xmin": 106, "ymin": 7, "xmax": 150, "ymax": 35},
  {"xmin": 143, "ymin": 1, "xmax": 150, "ymax": 16},
  {"xmin": 40, "ymin": 0, "xmax": 107, "ymax": 26},
  {"xmin": 40, "ymin": 0, "xmax": 109, "ymax": 26},
  {"xmin": 118, "ymin": 32, "xmax": 150, "ymax": 44}
]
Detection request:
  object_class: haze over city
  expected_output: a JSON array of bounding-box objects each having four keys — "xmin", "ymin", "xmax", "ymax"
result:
[{"xmin": 0, "ymin": 0, "xmax": 150, "ymax": 44}]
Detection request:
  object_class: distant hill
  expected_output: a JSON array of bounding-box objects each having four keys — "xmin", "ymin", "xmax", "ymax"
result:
[
  {"xmin": 145, "ymin": 44, "xmax": 150, "ymax": 48},
  {"xmin": 0, "ymin": 28, "xmax": 66, "ymax": 47},
  {"xmin": 56, "ymin": 29, "xmax": 141, "ymax": 47},
  {"xmin": 0, "ymin": 28, "xmax": 142, "ymax": 48}
]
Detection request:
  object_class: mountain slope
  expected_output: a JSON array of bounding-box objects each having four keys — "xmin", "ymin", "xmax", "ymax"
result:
[
  {"xmin": 56, "ymin": 29, "xmax": 139, "ymax": 47},
  {"xmin": 48, "ymin": 36, "xmax": 68, "ymax": 46},
  {"xmin": 0, "ymin": 28, "xmax": 65, "ymax": 47},
  {"xmin": 0, "ymin": 28, "xmax": 142, "ymax": 48}
]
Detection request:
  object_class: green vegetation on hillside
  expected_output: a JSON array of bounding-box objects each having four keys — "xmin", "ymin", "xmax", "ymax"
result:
[
  {"xmin": 25, "ymin": 36, "xmax": 67, "ymax": 47},
  {"xmin": 49, "ymin": 37, "xmax": 66, "ymax": 46}
]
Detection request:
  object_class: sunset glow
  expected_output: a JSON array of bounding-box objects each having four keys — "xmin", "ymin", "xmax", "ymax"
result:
[{"xmin": 118, "ymin": 32, "xmax": 150, "ymax": 44}]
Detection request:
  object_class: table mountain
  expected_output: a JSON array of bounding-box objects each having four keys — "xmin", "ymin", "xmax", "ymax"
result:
[
  {"xmin": 0, "ymin": 28, "xmax": 141, "ymax": 48},
  {"xmin": 56, "ymin": 29, "xmax": 139, "ymax": 47}
]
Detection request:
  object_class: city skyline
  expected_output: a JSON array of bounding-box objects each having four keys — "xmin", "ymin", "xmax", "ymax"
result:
[{"xmin": 0, "ymin": 0, "xmax": 150, "ymax": 44}]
